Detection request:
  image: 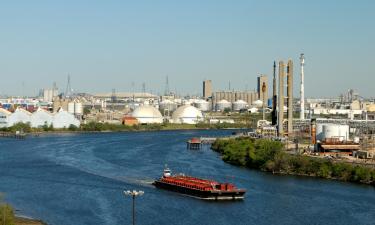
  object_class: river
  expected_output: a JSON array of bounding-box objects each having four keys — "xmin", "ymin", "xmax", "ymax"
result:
[{"xmin": 0, "ymin": 130, "xmax": 374, "ymax": 225}]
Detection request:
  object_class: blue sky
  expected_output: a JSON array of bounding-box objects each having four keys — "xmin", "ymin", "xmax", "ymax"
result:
[{"xmin": 0, "ymin": 0, "xmax": 374, "ymax": 98}]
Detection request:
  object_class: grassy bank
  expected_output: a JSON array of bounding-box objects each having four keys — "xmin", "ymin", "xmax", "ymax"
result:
[
  {"xmin": 0, "ymin": 195, "xmax": 45, "ymax": 225},
  {"xmin": 211, "ymin": 137, "xmax": 375, "ymax": 185},
  {"xmin": 0, "ymin": 122, "xmax": 249, "ymax": 133}
]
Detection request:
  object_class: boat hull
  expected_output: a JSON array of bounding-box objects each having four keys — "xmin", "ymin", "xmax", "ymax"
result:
[{"xmin": 153, "ymin": 180, "xmax": 245, "ymax": 200}]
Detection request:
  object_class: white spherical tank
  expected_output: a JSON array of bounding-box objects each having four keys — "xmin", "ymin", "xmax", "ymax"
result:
[
  {"xmin": 171, "ymin": 105, "xmax": 203, "ymax": 124},
  {"xmin": 216, "ymin": 99, "xmax": 231, "ymax": 111},
  {"xmin": 132, "ymin": 105, "xmax": 163, "ymax": 124},
  {"xmin": 74, "ymin": 102, "xmax": 83, "ymax": 115},
  {"xmin": 194, "ymin": 100, "xmax": 211, "ymax": 112},
  {"xmin": 232, "ymin": 100, "xmax": 248, "ymax": 111},
  {"xmin": 68, "ymin": 102, "xmax": 75, "ymax": 114}
]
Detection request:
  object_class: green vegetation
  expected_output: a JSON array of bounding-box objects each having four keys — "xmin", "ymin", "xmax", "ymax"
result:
[
  {"xmin": 0, "ymin": 194, "xmax": 15, "ymax": 225},
  {"xmin": 0, "ymin": 121, "xmax": 250, "ymax": 134},
  {"xmin": 211, "ymin": 137, "xmax": 375, "ymax": 185}
]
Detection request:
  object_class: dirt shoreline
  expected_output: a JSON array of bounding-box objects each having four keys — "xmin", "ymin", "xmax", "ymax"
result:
[{"xmin": 15, "ymin": 216, "xmax": 46, "ymax": 225}]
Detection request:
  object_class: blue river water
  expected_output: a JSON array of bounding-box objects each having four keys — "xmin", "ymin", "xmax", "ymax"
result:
[{"xmin": 0, "ymin": 130, "xmax": 374, "ymax": 225}]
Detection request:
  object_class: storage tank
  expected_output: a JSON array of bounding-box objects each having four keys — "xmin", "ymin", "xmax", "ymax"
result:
[
  {"xmin": 322, "ymin": 124, "xmax": 349, "ymax": 141},
  {"xmin": 68, "ymin": 102, "xmax": 75, "ymax": 114},
  {"xmin": 253, "ymin": 100, "xmax": 263, "ymax": 108},
  {"xmin": 194, "ymin": 100, "xmax": 211, "ymax": 112},
  {"xmin": 216, "ymin": 99, "xmax": 231, "ymax": 111},
  {"xmin": 232, "ymin": 100, "xmax": 248, "ymax": 111},
  {"xmin": 74, "ymin": 102, "xmax": 83, "ymax": 115},
  {"xmin": 171, "ymin": 105, "xmax": 203, "ymax": 124},
  {"xmin": 132, "ymin": 105, "xmax": 163, "ymax": 124},
  {"xmin": 316, "ymin": 123, "xmax": 325, "ymax": 141}
]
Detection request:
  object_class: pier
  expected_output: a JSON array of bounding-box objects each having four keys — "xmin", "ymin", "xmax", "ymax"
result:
[
  {"xmin": 187, "ymin": 137, "xmax": 218, "ymax": 149},
  {"xmin": 187, "ymin": 138, "xmax": 202, "ymax": 150}
]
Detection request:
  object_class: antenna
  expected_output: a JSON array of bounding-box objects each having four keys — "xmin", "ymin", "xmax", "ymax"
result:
[
  {"xmin": 142, "ymin": 82, "xmax": 146, "ymax": 94},
  {"xmin": 65, "ymin": 74, "xmax": 72, "ymax": 97},
  {"xmin": 165, "ymin": 76, "xmax": 170, "ymax": 95},
  {"xmin": 111, "ymin": 88, "xmax": 116, "ymax": 110}
]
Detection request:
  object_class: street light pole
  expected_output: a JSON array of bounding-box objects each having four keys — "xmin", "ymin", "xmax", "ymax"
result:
[{"xmin": 124, "ymin": 190, "xmax": 144, "ymax": 225}]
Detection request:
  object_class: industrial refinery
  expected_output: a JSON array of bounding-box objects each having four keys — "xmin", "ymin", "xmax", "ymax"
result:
[{"xmin": 1, "ymin": 53, "xmax": 375, "ymax": 160}]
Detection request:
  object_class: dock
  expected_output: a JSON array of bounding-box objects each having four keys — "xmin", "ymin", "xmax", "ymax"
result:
[
  {"xmin": 199, "ymin": 137, "xmax": 217, "ymax": 144},
  {"xmin": 187, "ymin": 138, "xmax": 202, "ymax": 150},
  {"xmin": 187, "ymin": 137, "xmax": 218, "ymax": 149}
]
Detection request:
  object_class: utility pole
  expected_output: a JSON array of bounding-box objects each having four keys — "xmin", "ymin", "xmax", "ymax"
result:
[{"xmin": 124, "ymin": 190, "xmax": 144, "ymax": 225}]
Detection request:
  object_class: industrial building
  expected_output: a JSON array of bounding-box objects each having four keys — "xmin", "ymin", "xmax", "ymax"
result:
[
  {"xmin": 31, "ymin": 108, "xmax": 53, "ymax": 127},
  {"xmin": 203, "ymin": 80, "xmax": 212, "ymax": 100},
  {"xmin": 0, "ymin": 107, "xmax": 80, "ymax": 128},
  {"xmin": 53, "ymin": 109, "xmax": 81, "ymax": 128}
]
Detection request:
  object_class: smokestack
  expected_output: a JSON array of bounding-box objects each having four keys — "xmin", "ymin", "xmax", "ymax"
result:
[
  {"xmin": 300, "ymin": 54, "xmax": 305, "ymax": 120},
  {"xmin": 287, "ymin": 59, "xmax": 293, "ymax": 136},
  {"xmin": 272, "ymin": 61, "xmax": 277, "ymax": 125},
  {"xmin": 278, "ymin": 61, "xmax": 285, "ymax": 136}
]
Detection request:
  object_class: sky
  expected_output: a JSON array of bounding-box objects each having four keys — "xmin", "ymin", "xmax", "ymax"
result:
[{"xmin": 0, "ymin": 0, "xmax": 374, "ymax": 98}]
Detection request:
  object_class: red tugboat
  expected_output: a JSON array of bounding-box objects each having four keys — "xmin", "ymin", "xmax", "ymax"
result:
[{"xmin": 153, "ymin": 167, "xmax": 246, "ymax": 200}]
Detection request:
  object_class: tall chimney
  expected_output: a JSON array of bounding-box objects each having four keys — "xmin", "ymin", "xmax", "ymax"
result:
[
  {"xmin": 278, "ymin": 61, "xmax": 285, "ymax": 136},
  {"xmin": 272, "ymin": 61, "xmax": 277, "ymax": 125},
  {"xmin": 287, "ymin": 59, "xmax": 293, "ymax": 136},
  {"xmin": 300, "ymin": 54, "xmax": 305, "ymax": 120}
]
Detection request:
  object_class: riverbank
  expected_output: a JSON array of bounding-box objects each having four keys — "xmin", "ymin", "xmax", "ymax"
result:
[
  {"xmin": 211, "ymin": 137, "xmax": 375, "ymax": 186},
  {"xmin": 0, "ymin": 121, "xmax": 250, "ymax": 134},
  {"xmin": 15, "ymin": 216, "xmax": 46, "ymax": 225}
]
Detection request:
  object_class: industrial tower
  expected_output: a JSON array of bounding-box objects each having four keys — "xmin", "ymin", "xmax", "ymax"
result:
[{"xmin": 300, "ymin": 54, "xmax": 305, "ymax": 120}]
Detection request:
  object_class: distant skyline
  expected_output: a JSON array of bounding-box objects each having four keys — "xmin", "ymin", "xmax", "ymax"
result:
[{"xmin": 0, "ymin": 1, "xmax": 374, "ymax": 98}]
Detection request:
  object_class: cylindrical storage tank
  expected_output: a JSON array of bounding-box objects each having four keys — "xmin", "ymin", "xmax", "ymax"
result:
[
  {"xmin": 322, "ymin": 124, "xmax": 349, "ymax": 141},
  {"xmin": 216, "ymin": 99, "xmax": 231, "ymax": 111},
  {"xmin": 233, "ymin": 100, "xmax": 248, "ymax": 111},
  {"xmin": 225, "ymin": 92, "xmax": 230, "ymax": 101},
  {"xmin": 338, "ymin": 124, "xmax": 350, "ymax": 141},
  {"xmin": 74, "ymin": 102, "xmax": 83, "ymax": 115},
  {"xmin": 316, "ymin": 123, "xmax": 325, "ymax": 141},
  {"xmin": 194, "ymin": 100, "xmax": 211, "ymax": 112},
  {"xmin": 68, "ymin": 102, "xmax": 75, "ymax": 114}
]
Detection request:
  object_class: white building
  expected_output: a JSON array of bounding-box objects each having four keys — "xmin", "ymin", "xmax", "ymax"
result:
[
  {"xmin": 8, "ymin": 108, "xmax": 32, "ymax": 126},
  {"xmin": 31, "ymin": 108, "xmax": 53, "ymax": 127},
  {"xmin": 171, "ymin": 105, "xmax": 203, "ymax": 124},
  {"xmin": 0, "ymin": 108, "xmax": 11, "ymax": 128}
]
